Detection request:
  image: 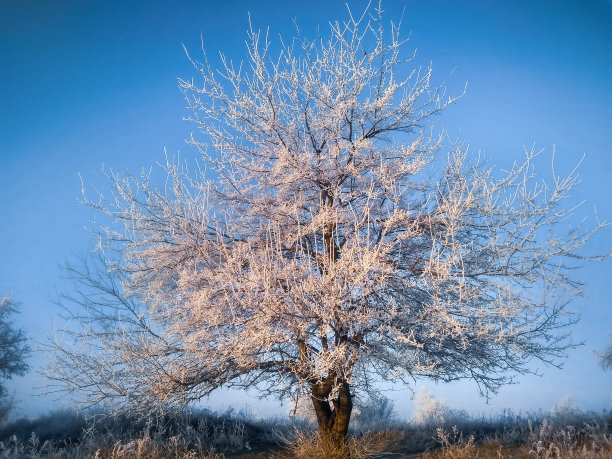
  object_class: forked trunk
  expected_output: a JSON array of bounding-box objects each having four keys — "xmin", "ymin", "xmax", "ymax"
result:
[{"xmin": 311, "ymin": 379, "xmax": 353, "ymax": 455}]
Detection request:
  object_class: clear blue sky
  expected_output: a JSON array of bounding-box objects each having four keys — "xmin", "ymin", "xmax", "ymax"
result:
[{"xmin": 1, "ymin": 0, "xmax": 611, "ymax": 419}]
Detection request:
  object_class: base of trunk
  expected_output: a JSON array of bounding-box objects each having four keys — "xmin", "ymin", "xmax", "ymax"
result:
[{"xmin": 311, "ymin": 379, "xmax": 353, "ymax": 457}]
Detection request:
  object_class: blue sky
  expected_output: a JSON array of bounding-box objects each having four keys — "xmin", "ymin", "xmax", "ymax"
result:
[{"xmin": 1, "ymin": 0, "xmax": 611, "ymax": 419}]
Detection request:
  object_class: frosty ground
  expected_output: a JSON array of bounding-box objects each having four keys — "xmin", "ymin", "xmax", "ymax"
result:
[{"xmin": 1, "ymin": 394, "xmax": 611, "ymax": 458}]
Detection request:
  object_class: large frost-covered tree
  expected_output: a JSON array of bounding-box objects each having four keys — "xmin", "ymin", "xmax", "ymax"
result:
[{"xmin": 48, "ymin": 4, "xmax": 606, "ymax": 450}]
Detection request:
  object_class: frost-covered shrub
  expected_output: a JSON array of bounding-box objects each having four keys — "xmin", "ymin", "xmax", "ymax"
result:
[
  {"xmin": 411, "ymin": 388, "xmax": 451, "ymax": 426},
  {"xmin": 410, "ymin": 388, "xmax": 468, "ymax": 428},
  {"xmin": 550, "ymin": 394, "xmax": 580, "ymax": 423}
]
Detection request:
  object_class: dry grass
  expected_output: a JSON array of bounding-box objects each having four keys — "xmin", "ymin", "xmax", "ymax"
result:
[
  {"xmin": 0, "ymin": 431, "xmax": 226, "ymax": 458},
  {"xmin": 423, "ymin": 417, "xmax": 612, "ymax": 459},
  {"xmin": 273, "ymin": 429, "xmax": 404, "ymax": 459}
]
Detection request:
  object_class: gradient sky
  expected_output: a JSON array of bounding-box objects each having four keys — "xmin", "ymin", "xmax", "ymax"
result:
[{"xmin": 1, "ymin": 0, "xmax": 611, "ymax": 419}]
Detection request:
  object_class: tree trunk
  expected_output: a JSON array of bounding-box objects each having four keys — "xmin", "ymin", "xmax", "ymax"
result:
[{"xmin": 311, "ymin": 379, "xmax": 353, "ymax": 455}]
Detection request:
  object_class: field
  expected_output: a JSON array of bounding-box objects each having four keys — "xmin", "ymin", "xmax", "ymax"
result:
[{"xmin": 1, "ymin": 402, "xmax": 611, "ymax": 458}]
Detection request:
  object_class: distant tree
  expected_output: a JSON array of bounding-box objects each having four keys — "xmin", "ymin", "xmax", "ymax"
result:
[
  {"xmin": 47, "ymin": 3, "xmax": 607, "ymax": 452},
  {"xmin": 411, "ymin": 387, "xmax": 450, "ymax": 427},
  {"xmin": 599, "ymin": 336, "xmax": 612, "ymax": 371},
  {"xmin": 0, "ymin": 296, "xmax": 29, "ymax": 422}
]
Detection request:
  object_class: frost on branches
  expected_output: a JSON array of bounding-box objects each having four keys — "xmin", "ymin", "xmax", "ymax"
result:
[{"xmin": 48, "ymin": 4, "xmax": 606, "ymax": 447}]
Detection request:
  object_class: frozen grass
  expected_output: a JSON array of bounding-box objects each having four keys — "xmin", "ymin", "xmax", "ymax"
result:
[
  {"xmin": 0, "ymin": 408, "xmax": 283, "ymax": 458},
  {"xmin": 421, "ymin": 410, "xmax": 612, "ymax": 459},
  {"xmin": 0, "ymin": 404, "xmax": 610, "ymax": 458}
]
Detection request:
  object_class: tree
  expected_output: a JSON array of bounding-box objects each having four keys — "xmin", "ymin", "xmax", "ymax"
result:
[
  {"xmin": 0, "ymin": 296, "xmax": 29, "ymax": 422},
  {"xmin": 599, "ymin": 336, "xmax": 612, "ymax": 371},
  {"xmin": 47, "ymin": 4, "xmax": 606, "ymax": 451}
]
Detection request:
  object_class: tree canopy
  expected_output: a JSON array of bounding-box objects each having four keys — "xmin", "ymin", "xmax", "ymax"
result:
[{"xmin": 47, "ymin": 3, "xmax": 606, "ymax": 448}]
